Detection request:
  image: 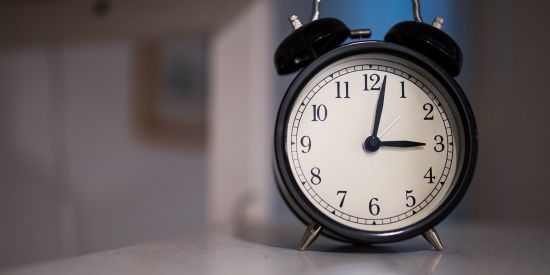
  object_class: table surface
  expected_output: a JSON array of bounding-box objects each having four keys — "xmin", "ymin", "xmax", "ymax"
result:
[{"xmin": 2, "ymin": 221, "xmax": 549, "ymax": 275}]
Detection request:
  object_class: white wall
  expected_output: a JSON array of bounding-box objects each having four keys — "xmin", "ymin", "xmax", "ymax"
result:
[
  {"xmin": 208, "ymin": 0, "xmax": 276, "ymax": 227},
  {"xmin": 0, "ymin": 0, "xmax": 282, "ymax": 269},
  {"xmin": 0, "ymin": 47, "xmax": 62, "ymax": 268},
  {"xmin": 61, "ymin": 42, "xmax": 207, "ymax": 254},
  {"xmin": 0, "ymin": 42, "xmax": 207, "ymax": 269}
]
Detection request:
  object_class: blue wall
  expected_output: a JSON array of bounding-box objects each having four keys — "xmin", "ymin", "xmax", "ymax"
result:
[{"xmin": 320, "ymin": 0, "xmax": 456, "ymax": 40}]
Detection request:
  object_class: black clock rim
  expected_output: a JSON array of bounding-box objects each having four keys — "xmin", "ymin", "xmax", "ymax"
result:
[{"xmin": 274, "ymin": 41, "xmax": 478, "ymax": 244}]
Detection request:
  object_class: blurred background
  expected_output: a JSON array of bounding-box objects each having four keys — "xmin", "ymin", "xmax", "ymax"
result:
[{"xmin": 1, "ymin": 0, "xmax": 549, "ymax": 270}]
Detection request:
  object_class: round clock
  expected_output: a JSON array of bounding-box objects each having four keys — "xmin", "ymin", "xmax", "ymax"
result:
[{"xmin": 273, "ymin": 0, "xmax": 477, "ymax": 251}]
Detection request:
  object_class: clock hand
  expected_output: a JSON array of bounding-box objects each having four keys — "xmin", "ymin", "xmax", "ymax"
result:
[
  {"xmin": 379, "ymin": 115, "xmax": 401, "ymax": 139},
  {"xmin": 379, "ymin": 140, "xmax": 426, "ymax": 148},
  {"xmin": 371, "ymin": 75, "xmax": 388, "ymax": 137},
  {"xmin": 363, "ymin": 76, "xmax": 388, "ymax": 153}
]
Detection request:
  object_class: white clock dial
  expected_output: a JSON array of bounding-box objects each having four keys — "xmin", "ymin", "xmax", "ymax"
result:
[{"xmin": 285, "ymin": 54, "xmax": 462, "ymax": 232}]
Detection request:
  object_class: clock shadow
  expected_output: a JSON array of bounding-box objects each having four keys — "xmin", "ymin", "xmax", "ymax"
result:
[
  {"xmin": 234, "ymin": 220, "xmax": 444, "ymax": 274},
  {"xmin": 233, "ymin": 220, "xmax": 431, "ymax": 254},
  {"xmin": 231, "ymin": 192, "xmax": 433, "ymax": 254}
]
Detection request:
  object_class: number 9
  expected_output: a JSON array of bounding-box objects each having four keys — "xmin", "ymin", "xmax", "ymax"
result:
[{"xmin": 300, "ymin": 136, "xmax": 311, "ymax": 153}]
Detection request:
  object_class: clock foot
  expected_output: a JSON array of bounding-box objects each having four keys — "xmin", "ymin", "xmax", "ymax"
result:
[
  {"xmin": 299, "ymin": 223, "xmax": 322, "ymax": 251},
  {"xmin": 422, "ymin": 228, "xmax": 444, "ymax": 251}
]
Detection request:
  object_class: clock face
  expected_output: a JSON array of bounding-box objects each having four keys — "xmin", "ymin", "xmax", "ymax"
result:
[{"xmin": 284, "ymin": 53, "xmax": 464, "ymax": 232}]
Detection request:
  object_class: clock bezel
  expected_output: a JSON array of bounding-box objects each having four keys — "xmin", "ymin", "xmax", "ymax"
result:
[{"xmin": 274, "ymin": 41, "xmax": 478, "ymax": 244}]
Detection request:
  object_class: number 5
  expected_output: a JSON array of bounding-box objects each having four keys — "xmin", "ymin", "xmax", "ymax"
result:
[{"xmin": 406, "ymin": 190, "xmax": 416, "ymax": 207}]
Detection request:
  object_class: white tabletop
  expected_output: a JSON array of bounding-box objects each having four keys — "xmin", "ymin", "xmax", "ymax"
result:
[{"xmin": 2, "ymin": 221, "xmax": 549, "ymax": 275}]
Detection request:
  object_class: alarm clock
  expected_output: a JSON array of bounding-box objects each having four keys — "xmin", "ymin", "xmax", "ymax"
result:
[{"xmin": 273, "ymin": 0, "xmax": 477, "ymax": 251}]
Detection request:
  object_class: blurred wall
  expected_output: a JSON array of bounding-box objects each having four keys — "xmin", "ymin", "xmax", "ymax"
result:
[
  {"xmin": 61, "ymin": 42, "xmax": 207, "ymax": 252},
  {"xmin": 0, "ymin": 42, "xmax": 207, "ymax": 269},
  {"xmin": 2, "ymin": 0, "xmax": 550, "ymax": 271},
  {"xmin": 0, "ymin": 48, "xmax": 63, "ymax": 268},
  {"xmin": 469, "ymin": 0, "xmax": 550, "ymax": 224},
  {"xmin": 208, "ymin": 0, "xmax": 276, "ymax": 227},
  {"xmin": 0, "ymin": 0, "xmax": 260, "ymax": 270}
]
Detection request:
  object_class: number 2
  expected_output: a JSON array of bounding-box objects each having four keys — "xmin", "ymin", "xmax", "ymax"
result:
[{"xmin": 423, "ymin": 103, "xmax": 434, "ymax": 120}]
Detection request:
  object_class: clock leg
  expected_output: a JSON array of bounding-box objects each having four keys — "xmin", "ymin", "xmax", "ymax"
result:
[
  {"xmin": 422, "ymin": 228, "xmax": 444, "ymax": 251},
  {"xmin": 299, "ymin": 223, "xmax": 322, "ymax": 251}
]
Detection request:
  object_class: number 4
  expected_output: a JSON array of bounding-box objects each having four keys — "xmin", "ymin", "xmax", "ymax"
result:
[{"xmin": 424, "ymin": 167, "xmax": 435, "ymax": 183}]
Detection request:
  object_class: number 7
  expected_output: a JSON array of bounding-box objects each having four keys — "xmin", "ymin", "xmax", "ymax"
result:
[{"xmin": 337, "ymin": 191, "xmax": 347, "ymax": 208}]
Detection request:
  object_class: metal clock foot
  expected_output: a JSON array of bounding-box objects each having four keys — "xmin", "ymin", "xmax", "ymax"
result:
[
  {"xmin": 299, "ymin": 224, "xmax": 322, "ymax": 251},
  {"xmin": 422, "ymin": 228, "xmax": 444, "ymax": 251}
]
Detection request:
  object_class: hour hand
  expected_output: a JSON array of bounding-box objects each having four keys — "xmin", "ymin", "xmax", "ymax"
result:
[
  {"xmin": 379, "ymin": 140, "xmax": 426, "ymax": 148},
  {"xmin": 371, "ymin": 75, "xmax": 388, "ymax": 137}
]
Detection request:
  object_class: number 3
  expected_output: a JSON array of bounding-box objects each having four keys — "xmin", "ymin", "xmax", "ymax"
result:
[{"xmin": 434, "ymin": 135, "xmax": 445, "ymax": 152}]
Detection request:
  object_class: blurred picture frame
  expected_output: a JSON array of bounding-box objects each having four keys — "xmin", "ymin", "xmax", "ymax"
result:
[{"xmin": 133, "ymin": 38, "xmax": 208, "ymax": 149}]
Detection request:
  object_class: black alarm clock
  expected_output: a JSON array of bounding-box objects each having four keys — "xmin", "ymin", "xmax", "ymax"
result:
[{"xmin": 273, "ymin": 0, "xmax": 477, "ymax": 251}]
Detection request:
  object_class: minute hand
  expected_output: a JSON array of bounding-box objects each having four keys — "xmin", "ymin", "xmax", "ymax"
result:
[
  {"xmin": 379, "ymin": 140, "xmax": 426, "ymax": 148},
  {"xmin": 371, "ymin": 75, "xmax": 388, "ymax": 137}
]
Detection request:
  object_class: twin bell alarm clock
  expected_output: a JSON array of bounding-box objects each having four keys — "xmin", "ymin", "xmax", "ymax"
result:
[{"xmin": 273, "ymin": 0, "xmax": 477, "ymax": 251}]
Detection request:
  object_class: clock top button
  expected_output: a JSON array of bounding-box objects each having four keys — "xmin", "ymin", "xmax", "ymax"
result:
[{"xmin": 384, "ymin": 19, "xmax": 463, "ymax": 77}]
